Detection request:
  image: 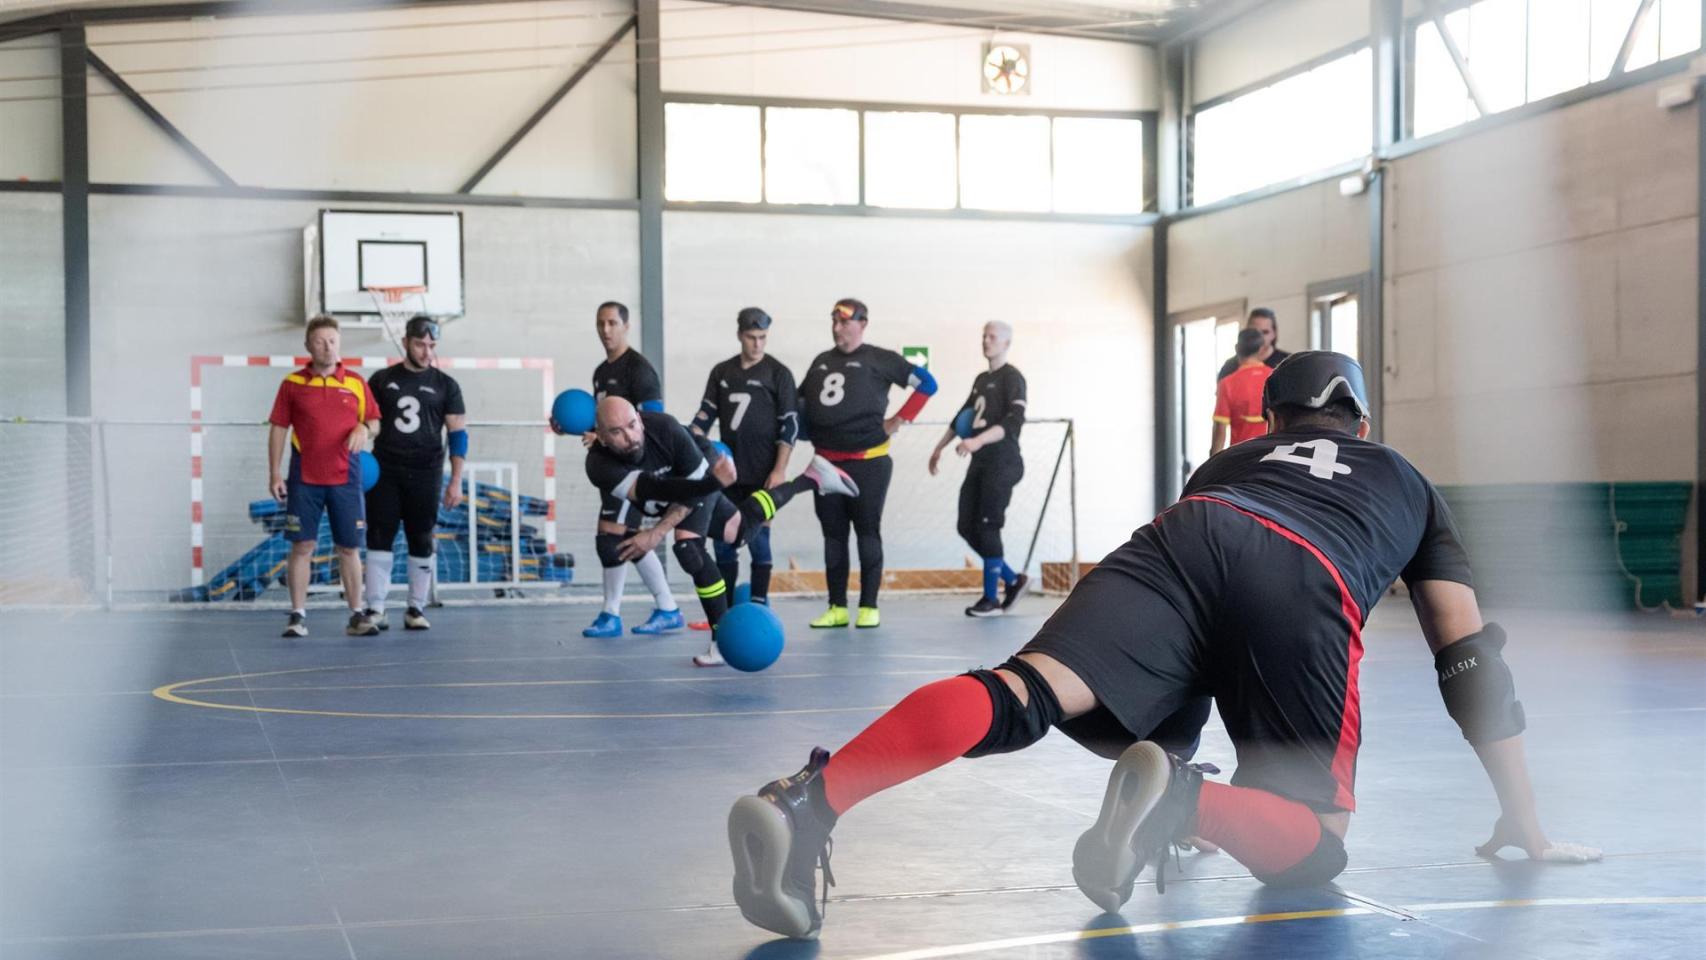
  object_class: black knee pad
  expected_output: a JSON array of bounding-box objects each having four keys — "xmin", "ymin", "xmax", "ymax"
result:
[
  {"xmin": 1252, "ymin": 828, "xmax": 1348, "ymax": 888},
  {"xmin": 595, "ymin": 532, "xmax": 624, "ymax": 569},
  {"xmin": 405, "ymin": 529, "xmax": 434, "ymax": 558},
  {"xmin": 962, "ymin": 657, "xmax": 1064, "ymax": 757},
  {"xmin": 671, "ymin": 537, "xmax": 710, "ymax": 576}
]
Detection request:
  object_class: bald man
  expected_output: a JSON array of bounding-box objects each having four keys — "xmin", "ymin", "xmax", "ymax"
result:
[
  {"xmin": 929, "ymin": 321, "xmax": 1029, "ymax": 617},
  {"xmin": 584, "ymin": 398, "xmax": 860, "ymax": 666}
]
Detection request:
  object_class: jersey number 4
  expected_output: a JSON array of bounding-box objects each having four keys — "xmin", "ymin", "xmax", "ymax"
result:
[
  {"xmin": 393, "ymin": 395, "xmax": 422, "ymax": 434},
  {"xmin": 1260, "ymin": 438, "xmax": 1352, "ymax": 479}
]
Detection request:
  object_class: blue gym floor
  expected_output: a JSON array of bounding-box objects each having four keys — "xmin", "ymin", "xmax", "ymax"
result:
[{"xmin": 2, "ymin": 595, "xmax": 1702, "ymax": 959}]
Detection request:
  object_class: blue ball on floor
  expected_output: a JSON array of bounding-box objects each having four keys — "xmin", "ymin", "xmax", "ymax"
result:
[
  {"xmin": 716, "ymin": 602, "xmax": 784, "ymax": 672},
  {"xmin": 358, "ymin": 451, "xmax": 380, "ymax": 492},
  {"xmin": 550, "ymin": 388, "xmax": 596, "ymax": 435},
  {"xmin": 953, "ymin": 408, "xmax": 976, "ymax": 439},
  {"xmin": 732, "ymin": 582, "xmax": 751, "ymax": 605}
]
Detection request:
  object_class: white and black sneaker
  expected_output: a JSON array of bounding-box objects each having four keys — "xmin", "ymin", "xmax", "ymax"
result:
[
  {"xmin": 282, "ymin": 612, "xmax": 308, "ymax": 638},
  {"xmin": 1072, "ymin": 741, "xmax": 1213, "ymax": 911},
  {"xmin": 345, "ymin": 611, "xmax": 380, "ymax": 637},
  {"xmin": 404, "ymin": 607, "xmax": 431, "ymax": 630},
  {"xmin": 1001, "ymin": 572, "xmax": 1030, "ymax": 611},
  {"xmin": 965, "ymin": 597, "xmax": 1003, "ymax": 618},
  {"xmin": 693, "ymin": 643, "xmax": 726, "ymax": 668},
  {"xmin": 364, "ymin": 608, "xmax": 390, "ymax": 631},
  {"xmin": 728, "ymin": 748, "xmax": 838, "ymax": 939},
  {"xmin": 803, "ymin": 456, "xmax": 859, "ymax": 498}
]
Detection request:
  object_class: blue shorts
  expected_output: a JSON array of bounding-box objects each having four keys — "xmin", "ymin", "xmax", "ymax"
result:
[{"xmin": 284, "ymin": 454, "xmax": 366, "ymax": 549}]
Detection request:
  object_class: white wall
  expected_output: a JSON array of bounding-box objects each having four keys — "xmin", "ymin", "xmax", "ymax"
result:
[
  {"xmin": 660, "ymin": 1, "xmax": 1158, "ymax": 112},
  {"xmin": 0, "ymin": 192, "xmax": 64, "ymax": 415},
  {"xmin": 83, "ymin": 0, "xmax": 637, "ymax": 197},
  {"xmin": 0, "ymin": 36, "xmax": 60, "ymax": 181},
  {"xmin": 663, "ymin": 210, "xmax": 1155, "ymax": 561},
  {"xmin": 1383, "ymin": 77, "xmax": 1697, "ymax": 485},
  {"xmin": 1193, "ymin": 0, "xmax": 1370, "ymax": 104},
  {"xmin": 1168, "ymin": 179, "xmax": 1370, "ymax": 337}
]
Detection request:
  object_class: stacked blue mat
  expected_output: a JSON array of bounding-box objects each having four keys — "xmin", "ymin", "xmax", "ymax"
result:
[{"xmin": 170, "ymin": 480, "xmax": 572, "ymax": 602}]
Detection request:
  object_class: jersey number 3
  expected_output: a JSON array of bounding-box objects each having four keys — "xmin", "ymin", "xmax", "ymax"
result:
[
  {"xmin": 393, "ymin": 395, "xmax": 422, "ymax": 434},
  {"xmin": 1261, "ymin": 438, "xmax": 1351, "ymax": 479}
]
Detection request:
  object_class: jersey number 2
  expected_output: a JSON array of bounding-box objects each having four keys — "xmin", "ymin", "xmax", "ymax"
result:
[
  {"xmin": 1260, "ymin": 439, "xmax": 1351, "ymax": 479},
  {"xmin": 393, "ymin": 395, "xmax": 422, "ymax": 434}
]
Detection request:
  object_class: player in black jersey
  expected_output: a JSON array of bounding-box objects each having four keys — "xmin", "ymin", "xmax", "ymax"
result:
[
  {"xmin": 690, "ymin": 307, "xmax": 801, "ymax": 612},
  {"xmin": 362, "ymin": 316, "xmax": 466, "ymax": 631},
  {"xmin": 725, "ymin": 352, "xmax": 1598, "ymax": 941},
  {"xmin": 798, "ymin": 299, "xmax": 938, "ymax": 629},
  {"xmin": 583, "ymin": 300, "xmax": 681, "ymax": 640},
  {"xmin": 929, "ymin": 321, "xmax": 1029, "ymax": 618},
  {"xmin": 586, "ymin": 397, "xmax": 857, "ymax": 666}
]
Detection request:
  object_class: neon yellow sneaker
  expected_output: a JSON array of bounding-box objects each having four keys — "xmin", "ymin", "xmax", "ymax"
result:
[
  {"xmin": 809, "ymin": 605, "xmax": 849, "ymax": 628},
  {"xmin": 855, "ymin": 606, "xmax": 881, "ymax": 629}
]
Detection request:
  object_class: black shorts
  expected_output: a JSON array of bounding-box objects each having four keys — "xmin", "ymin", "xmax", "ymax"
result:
[
  {"xmin": 365, "ymin": 461, "xmax": 441, "ymax": 554},
  {"xmin": 1024, "ymin": 496, "xmax": 1364, "ymax": 812}
]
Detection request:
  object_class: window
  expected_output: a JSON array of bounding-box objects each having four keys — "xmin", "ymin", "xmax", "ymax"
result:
[
  {"xmin": 763, "ymin": 107, "xmax": 858, "ymax": 206},
  {"xmin": 664, "ymin": 103, "xmax": 760, "ymax": 202},
  {"xmin": 1191, "ymin": 47, "xmax": 1372, "ymax": 206},
  {"xmin": 958, "ymin": 114, "xmax": 1052, "ymax": 212},
  {"xmin": 1412, "ymin": 0, "xmax": 1701, "ymax": 138},
  {"xmin": 864, "ymin": 111, "xmax": 958, "ymax": 210},
  {"xmin": 1052, "ymin": 118, "xmax": 1144, "ymax": 215}
]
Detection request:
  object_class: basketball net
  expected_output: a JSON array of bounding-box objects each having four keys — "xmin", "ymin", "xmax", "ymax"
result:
[{"xmin": 366, "ymin": 285, "xmax": 427, "ymax": 356}]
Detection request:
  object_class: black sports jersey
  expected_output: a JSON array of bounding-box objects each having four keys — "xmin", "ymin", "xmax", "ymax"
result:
[
  {"xmin": 1181, "ymin": 428, "xmax": 1472, "ymax": 617},
  {"xmin": 368, "ymin": 364, "xmax": 466, "ymax": 469},
  {"xmin": 1217, "ymin": 348, "xmax": 1290, "ymax": 381},
  {"xmin": 695, "ymin": 354, "xmax": 800, "ymax": 484},
  {"xmin": 592, "ymin": 348, "xmax": 663, "ymax": 405},
  {"xmin": 584, "ymin": 410, "xmax": 710, "ymax": 518},
  {"xmin": 799, "ymin": 344, "xmax": 918, "ymax": 453},
  {"xmin": 957, "ymin": 364, "xmax": 1027, "ymax": 454}
]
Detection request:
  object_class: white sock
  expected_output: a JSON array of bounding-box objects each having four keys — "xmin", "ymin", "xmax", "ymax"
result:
[
  {"xmin": 364, "ymin": 550, "xmax": 393, "ymax": 613},
  {"xmin": 602, "ymin": 564, "xmax": 628, "ymax": 616},
  {"xmin": 634, "ymin": 549, "xmax": 678, "ymax": 612},
  {"xmin": 407, "ymin": 555, "xmax": 433, "ymax": 611}
]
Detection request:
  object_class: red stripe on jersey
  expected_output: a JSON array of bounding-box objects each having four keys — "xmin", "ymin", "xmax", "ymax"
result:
[{"xmin": 1184, "ymin": 495, "xmax": 1364, "ymax": 811}]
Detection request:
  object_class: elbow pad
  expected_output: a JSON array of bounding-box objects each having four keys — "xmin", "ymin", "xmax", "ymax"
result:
[
  {"xmin": 1435, "ymin": 623, "xmax": 1526, "ymax": 744},
  {"xmin": 447, "ymin": 429, "xmax": 468, "ymax": 459},
  {"xmin": 639, "ymin": 399, "xmax": 665, "ymax": 413},
  {"xmin": 907, "ymin": 364, "xmax": 938, "ymax": 396}
]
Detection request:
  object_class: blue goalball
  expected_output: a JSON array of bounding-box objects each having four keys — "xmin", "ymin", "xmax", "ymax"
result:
[
  {"xmin": 953, "ymin": 408, "xmax": 976, "ymax": 439},
  {"xmin": 551, "ymin": 388, "xmax": 597, "ymax": 435},
  {"xmin": 715, "ymin": 602, "xmax": 784, "ymax": 672},
  {"xmin": 732, "ymin": 582, "xmax": 751, "ymax": 606},
  {"xmin": 358, "ymin": 451, "xmax": 380, "ymax": 492},
  {"xmin": 711, "ymin": 440, "xmax": 733, "ymax": 462}
]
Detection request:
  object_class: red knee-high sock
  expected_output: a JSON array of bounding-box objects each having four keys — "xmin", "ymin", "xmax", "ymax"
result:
[
  {"xmin": 1194, "ymin": 781, "xmax": 1323, "ymax": 876},
  {"xmin": 821, "ymin": 675, "xmax": 993, "ymax": 816}
]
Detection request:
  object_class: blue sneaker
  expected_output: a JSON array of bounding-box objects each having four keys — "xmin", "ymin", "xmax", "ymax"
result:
[
  {"xmin": 582, "ymin": 612, "xmax": 623, "ymax": 638},
  {"xmin": 631, "ymin": 608, "xmax": 685, "ymax": 635}
]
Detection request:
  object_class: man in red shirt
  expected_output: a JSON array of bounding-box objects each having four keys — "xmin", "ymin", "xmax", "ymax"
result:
[
  {"xmin": 1211, "ymin": 328, "xmax": 1273, "ymax": 455},
  {"xmin": 268, "ymin": 315, "xmax": 381, "ymax": 638}
]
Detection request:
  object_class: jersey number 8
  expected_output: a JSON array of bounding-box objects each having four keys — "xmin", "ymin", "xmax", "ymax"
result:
[{"xmin": 818, "ymin": 373, "xmax": 846, "ymax": 407}]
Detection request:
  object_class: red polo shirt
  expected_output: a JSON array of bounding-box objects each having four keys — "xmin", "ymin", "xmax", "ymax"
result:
[
  {"xmin": 268, "ymin": 363, "xmax": 376, "ymax": 485},
  {"xmin": 1214, "ymin": 362, "xmax": 1273, "ymax": 446}
]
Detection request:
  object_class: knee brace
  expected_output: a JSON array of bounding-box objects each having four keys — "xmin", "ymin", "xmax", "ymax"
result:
[
  {"xmin": 1251, "ymin": 829, "xmax": 1348, "ymax": 888},
  {"xmin": 672, "ymin": 537, "xmax": 713, "ymax": 579},
  {"xmin": 962, "ymin": 657, "xmax": 1064, "ymax": 758},
  {"xmin": 405, "ymin": 528, "xmax": 434, "ymax": 559},
  {"xmin": 595, "ymin": 532, "xmax": 624, "ymax": 569},
  {"xmin": 746, "ymin": 523, "xmax": 773, "ymax": 565}
]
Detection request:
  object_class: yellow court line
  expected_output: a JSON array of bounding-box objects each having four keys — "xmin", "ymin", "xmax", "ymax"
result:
[
  {"xmin": 849, "ymin": 896, "xmax": 1706, "ymax": 960},
  {"xmin": 182, "ymin": 669, "xmax": 947, "ymax": 694}
]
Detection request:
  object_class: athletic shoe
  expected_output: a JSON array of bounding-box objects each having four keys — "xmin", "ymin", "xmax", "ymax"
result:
[
  {"xmin": 1072, "ymin": 741, "xmax": 1210, "ymax": 911},
  {"xmin": 965, "ymin": 597, "xmax": 1003, "ymax": 618},
  {"xmin": 855, "ymin": 606, "xmax": 880, "ymax": 629},
  {"xmin": 282, "ymin": 612, "xmax": 307, "ymax": 638},
  {"xmin": 693, "ymin": 643, "xmax": 726, "ymax": 667},
  {"xmin": 404, "ymin": 607, "xmax": 430, "ymax": 630},
  {"xmin": 1001, "ymin": 572, "xmax": 1030, "ymax": 611},
  {"xmin": 364, "ymin": 608, "xmax": 390, "ymax": 631},
  {"xmin": 345, "ymin": 611, "xmax": 380, "ymax": 637},
  {"xmin": 632, "ymin": 608, "xmax": 686, "ymax": 635},
  {"xmin": 803, "ymin": 456, "xmax": 860, "ymax": 497},
  {"xmin": 809, "ymin": 606, "xmax": 849, "ymax": 629},
  {"xmin": 582, "ymin": 612, "xmax": 623, "ymax": 638},
  {"xmin": 727, "ymin": 747, "xmax": 838, "ymax": 940}
]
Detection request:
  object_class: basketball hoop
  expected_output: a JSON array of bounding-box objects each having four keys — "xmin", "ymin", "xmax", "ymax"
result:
[{"xmin": 366, "ymin": 284, "xmax": 427, "ymax": 356}]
